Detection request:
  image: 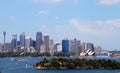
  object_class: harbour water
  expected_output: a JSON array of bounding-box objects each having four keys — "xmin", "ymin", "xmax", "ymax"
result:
[{"xmin": 0, "ymin": 57, "xmax": 120, "ymax": 73}]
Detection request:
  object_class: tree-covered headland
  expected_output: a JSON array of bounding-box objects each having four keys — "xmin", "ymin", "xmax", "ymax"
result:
[{"xmin": 33, "ymin": 58, "xmax": 120, "ymax": 69}]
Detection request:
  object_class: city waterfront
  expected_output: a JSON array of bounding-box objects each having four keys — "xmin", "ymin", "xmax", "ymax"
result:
[{"xmin": 0, "ymin": 57, "xmax": 120, "ymax": 73}]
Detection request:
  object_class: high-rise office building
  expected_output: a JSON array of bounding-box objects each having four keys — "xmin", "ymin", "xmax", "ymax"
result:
[
  {"xmin": 25, "ymin": 36, "xmax": 32, "ymax": 53},
  {"xmin": 69, "ymin": 39, "xmax": 76, "ymax": 53},
  {"xmin": 69, "ymin": 39, "xmax": 81, "ymax": 54},
  {"xmin": 81, "ymin": 42, "xmax": 85, "ymax": 52},
  {"xmin": 49, "ymin": 39, "xmax": 54, "ymax": 53},
  {"xmin": 62, "ymin": 38, "xmax": 69, "ymax": 52},
  {"xmin": 87, "ymin": 43, "xmax": 94, "ymax": 51},
  {"xmin": 31, "ymin": 40, "xmax": 36, "ymax": 48},
  {"xmin": 20, "ymin": 32, "xmax": 25, "ymax": 47},
  {"xmin": 36, "ymin": 32, "xmax": 42, "ymax": 52},
  {"xmin": 25, "ymin": 36, "xmax": 31, "ymax": 49},
  {"xmin": 11, "ymin": 35, "xmax": 17, "ymax": 49},
  {"xmin": 44, "ymin": 36, "xmax": 49, "ymax": 53}
]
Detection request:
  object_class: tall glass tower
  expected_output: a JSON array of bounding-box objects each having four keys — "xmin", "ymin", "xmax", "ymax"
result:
[
  {"xmin": 44, "ymin": 36, "xmax": 49, "ymax": 53},
  {"xmin": 87, "ymin": 43, "xmax": 94, "ymax": 51},
  {"xmin": 62, "ymin": 39, "xmax": 69, "ymax": 52},
  {"xmin": 11, "ymin": 35, "xmax": 17, "ymax": 49},
  {"xmin": 20, "ymin": 32, "xmax": 25, "ymax": 47},
  {"xmin": 36, "ymin": 32, "xmax": 42, "ymax": 52},
  {"xmin": 25, "ymin": 36, "xmax": 31, "ymax": 49}
]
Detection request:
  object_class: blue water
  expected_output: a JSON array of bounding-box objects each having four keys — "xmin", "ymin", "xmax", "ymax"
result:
[{"xmin": 0, "ymin": 57, "xmax": 120, "ymax": 73}]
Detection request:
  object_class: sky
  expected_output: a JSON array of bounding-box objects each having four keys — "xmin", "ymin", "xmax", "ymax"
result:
[{"xmin": 0, "ymin": 0, "xmax": 120, "ymax": 51}]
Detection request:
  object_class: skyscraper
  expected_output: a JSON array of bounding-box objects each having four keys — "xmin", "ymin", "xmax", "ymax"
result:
[
  {"xmin": 62, "ymin": 38, "xmax": 69, "ymax": 52},
  {"xmin": 25, "ymin": 36, "xmax": 31, "ymax": 49},
  {"xmin": 36, "ymin": 32, "xmax": 42, "ymax": 52},
  {"xmin": 49, "ymin": 39, "xmax": 54, "ymax": 53},
  {"xmin": 20, "ymin": 32, "xmax": 25, "ymax": 47},
  {"xmin": 81, "ymin": 42, "xmax": 85, "ymax": 52},
  {"xmin": 87, "ymin": 43, "xmax": 94, "ymax": 51},
  {"xmin": 25, "ymin": 36, "xmax": 32, "ymax": 53},
  {"xmin": 44, "ymin": 36, "xmax": 49, "ymax": 53},
  {"xmin": 11, "ymin": 35, "xmax": 17, "ymax": 49}
]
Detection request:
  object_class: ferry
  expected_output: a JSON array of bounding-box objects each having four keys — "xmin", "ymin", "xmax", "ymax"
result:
[
  {"xmin": 95, "ymin": 52, "xmax": 111, "ymax": 58},
  {"xmin": 16, "ymin": 57, "xmax": 25, "ymax": 61}
]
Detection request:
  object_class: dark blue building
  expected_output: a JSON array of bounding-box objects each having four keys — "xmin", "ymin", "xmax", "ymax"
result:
[
  {"xmin": 31, "ymin": 40, "xmax": 36, "ymax": 48},
  {"xmin": 36, "ymin": 32, "xmax": 42, "ymax": 52},
  {"xmin": 62, "ymin": 39, "xmax": 69, "ymax": 52}
]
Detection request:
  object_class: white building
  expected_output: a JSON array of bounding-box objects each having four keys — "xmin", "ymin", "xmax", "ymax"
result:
[
  {"xmin": 56, "ymin": 44, "xmax": 62, "ymax": 52},
  {"xmin": 25, "ymin": 36, "xmax": 31, "ymax": 53}
]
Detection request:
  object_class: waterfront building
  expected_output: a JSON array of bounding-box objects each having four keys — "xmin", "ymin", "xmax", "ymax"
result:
[
  {"xmin": 5, "ymin": 43, "xmax": 11, "ymax": 52},
  {"xmin": 20, "ymin": 32, "xmax": 25, "ymax": 47},
  {"xmin": 62, "ymin": 38, "xmax": 69, "ymax": 52},
  {"xmin": 36, "ymin": 32, "xmax": 42, "ymax": 52},
  {"xmin": 44, "ymin": 36, "xmax": 49, "ymax": 53},
  {"xmin": 11, "ymin": 35, "xmax": 17, "ymax": 49}
]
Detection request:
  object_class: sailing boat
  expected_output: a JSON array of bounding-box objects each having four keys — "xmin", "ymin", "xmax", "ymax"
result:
[{"xmin": 26, "ymin": 64, "xmax": 28, "ymax": 68}]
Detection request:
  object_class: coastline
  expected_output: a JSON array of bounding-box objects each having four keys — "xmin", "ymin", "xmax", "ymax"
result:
[{"xmin": 33, "ymin": 58, "xmax": 120, "ymax": 70}]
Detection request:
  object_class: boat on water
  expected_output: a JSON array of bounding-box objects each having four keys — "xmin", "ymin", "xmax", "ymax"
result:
[
  {"xmin": 95, "ymin": 52, "xmax": 111, "ymax": 58},
  {"xmin": 16, "ymin": 57, "xmax": 25, "ymax": 61},
  {"xmin": 26, "ymin": 64, "xmax": 28, "ymax": 68}
]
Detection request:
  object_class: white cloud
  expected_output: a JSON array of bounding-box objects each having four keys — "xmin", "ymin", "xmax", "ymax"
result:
[
  {"xmin": 98, "ymin": 0, "xmax": 120, "ymax": 5},
  {"xmin": 96, "ymin": 19, "xmax": 120, "ymax": 28},
  {"xmin": 9, "ymin": 16, "xmax": 15, "ymax": 22},
  {"xmin": 39, "ymin": 18, "xmax": 120, "ymax": 37},
  {"xmin": 38, "ymin": 10, "xmax": 48, "ymax": 15},
  {"xmin": 73, "ymin": 0, "xmax": 79, "ymax": 4},
  {"xmin": 55, "ymin": 16, "xmax": 60, "ymax": 20},
  {"xmin": 32, "ymin": 0, "xmax": 62, "ymax": 3},
  {"xmin": 36, "ymin": 18, "xmax": 120, "ymax": 42},
  {"xmin": 69, "ymin": 18, "xmax": 119, "ymax": 36}
]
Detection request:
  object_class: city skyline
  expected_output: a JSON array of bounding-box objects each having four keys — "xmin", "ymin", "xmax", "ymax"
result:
[{"xmin": 0, "ymin": 0, "xmax": 120, "ymax": 50}]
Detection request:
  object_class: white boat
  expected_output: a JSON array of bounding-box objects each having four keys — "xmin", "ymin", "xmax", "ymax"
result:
[
  {"xmin": 96, "ymin": 52, "xmax": 111, "ymax": 58},
  {"xmin": 26, "ymin": 64, "xmax": 28, "ymax": 68}
]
